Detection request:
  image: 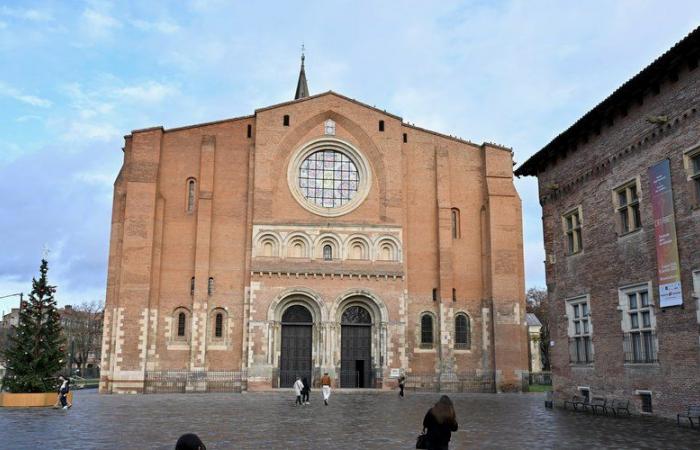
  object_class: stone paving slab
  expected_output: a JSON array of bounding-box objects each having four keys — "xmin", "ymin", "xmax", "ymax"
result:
[{"xmin": 1, "ymin": 390, "xmax": 698, "ymax": 449}]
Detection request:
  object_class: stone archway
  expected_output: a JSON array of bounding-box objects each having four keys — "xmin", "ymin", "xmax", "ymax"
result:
[{"xmin": 331, "ymin": 289, "xmax": 389, "ymax": 388}]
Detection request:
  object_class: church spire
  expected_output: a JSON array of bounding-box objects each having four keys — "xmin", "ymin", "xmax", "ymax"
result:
[{"xmin": 294, "ymin": 45, "xmax": 309, "ymax": 100}]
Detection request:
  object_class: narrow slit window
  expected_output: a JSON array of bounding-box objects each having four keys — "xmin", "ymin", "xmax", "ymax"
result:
[
  {"xmin": 187, "ymin": 179, "xmax": 196, "ymax": 213},
  {"xmin": 421, "ymin": 314, "xmax": 434, "ymax": 347},
  {"xmin": 283, "ymin": 115, "xmax": 290, "ymax": 126},
  {"xmin": 177, "ymin": 312, "xmax": 186, "ymax": 337},
  {"xmin": 403, "ymin": 132, "xmax": 407, "ymax": 143},
  {"xmin": 452, "ymin": 288, "xmax": 456, "ymax": 302},
  {"xmin": 190, "ymin": 277, "xmax": 195, "ymax": 296},
  {"xmin": 247, "ymin": 124, "xmax": 252, "ymax": 138},
  {"xmin": 379, "ymin": 120, "xmax": 385, "ymax": 132},
  {"xmin": 215, "ymin": 313, "xmax": 223, "ymax": 338},
  {"xmin": 208, "ymin": 277, "xmax": 214, "ymax": 296},
  {"xmin": 451, "ymin": 208, "xmax": 460, "ymax": 239},
  {"xmin": 432, "ymin": 288, "xmax": 437, "ymax": 302}
]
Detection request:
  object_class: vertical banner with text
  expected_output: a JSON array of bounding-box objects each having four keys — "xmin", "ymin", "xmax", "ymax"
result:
[{"xmin": 648, "ymin": 159, "xmax": 683, "ymax": 307}]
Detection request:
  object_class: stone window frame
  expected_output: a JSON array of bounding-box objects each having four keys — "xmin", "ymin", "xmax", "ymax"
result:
[
  {"xmin": 171, "ymin": 307, "xmax": 191, "ymax": 343},
  {"xmin": 255, "ymin": 232, "xmax": 281, "ymax": 258},
  {"xmin": 683, "ymin": 143, "xmax": 700, "ymax": 208},
  {"xmin": 284, "ymin": 233, "xmax": 312, "ymax": 259},
  {"xmin": 186, "ymin": 177, "xmax": 197, "ymax": 214},
  {"xmin": 617, "ymin": 282, "xmax": 659, "ymax": 364},
  {"xmin": 346, "ymin": 235, "xmax": 371, "ymax": 260},
  {"xmin": 208, "ymin": 307, "xmax": 229, "ymax": 347},
  {"xmin": 565, "ymin": 294, "xmax": 594, "ymax": 365},
  {"xmin": 374, "ymin": 236, "xmax": 401, "ymax": 262},
  {"xmin": 418, "ymin": 312, "xmax": 436, "ymax": 350},
  {"xmin": 315, "ymin": 234, "xmax": 341, "ymax": 261},
  {"xmin": 612, "ymin": 177, "xmax": 642, "ymax": 236},
  {"xmin": 454, "ymin": 312, "xmax": 471, "ymax": 351},
  {"xmin": 561, "ymin": 206, "xmax": 583, "ymax": 255},
  {"xmin": 287, "ymin": 137, "xmax": 372, "ymax": 218}
]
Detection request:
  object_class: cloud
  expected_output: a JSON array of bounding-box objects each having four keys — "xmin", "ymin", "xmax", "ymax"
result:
[
  {"xmin": 130, "ymin": 18, "xmax": 180, "ymax": 34},
  {"xmin": 115, "ymin": 81, "xmax": 178, "ymax": 103},
  {"xmin": 0, "ymin": 81, "xmax": 52, "ymax": 107},
  {"xmin": 61, "ymin": 121, "xmax": 121, "ymax": 142},
  {"xmin": 0, "ymin": 6, "xmax": 53, "ymax": 22},
  {"xmin": 81, "ymin": 8, "xmax": 121, "ymax": 39}
]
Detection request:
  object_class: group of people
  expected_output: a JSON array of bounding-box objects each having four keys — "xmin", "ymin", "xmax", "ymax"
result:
[{"xmin": 292, "ymin": 371, "xmax": 333, "ymax": 406}]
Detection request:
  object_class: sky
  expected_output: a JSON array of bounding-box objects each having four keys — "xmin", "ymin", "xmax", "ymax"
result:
[{"xmin": 1, "ymin": 0, "xmax": 700, "ymax": 309}]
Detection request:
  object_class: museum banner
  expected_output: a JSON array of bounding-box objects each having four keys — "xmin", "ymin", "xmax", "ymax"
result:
[{"xmin": 648, "ymin": 159, "xmax": 683, "ymax": 307}]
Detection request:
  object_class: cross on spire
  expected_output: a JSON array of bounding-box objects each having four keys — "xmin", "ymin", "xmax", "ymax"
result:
[{"xmin": 294, "ymin": 44, "xmax": 309, "ymax": 100}]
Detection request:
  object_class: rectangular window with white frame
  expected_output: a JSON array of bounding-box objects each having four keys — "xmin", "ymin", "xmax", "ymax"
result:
[
  {"xmin": 619, "ymin": 283, "xmax": 658, "ymax": 363},
  {"xmin": 684, "ymin": 144, "xmax": 700, "ymax": 207},
  {"xmin": 562, "ymin": 207, "xmax": 583, "ymax": 255},
  {"xmin": 613, "ymin": 179, "xmax": 642, "ymax": 235},
  {"xmin": 566, "ymin": 295, "xmax": 593, "ymax": 364}
]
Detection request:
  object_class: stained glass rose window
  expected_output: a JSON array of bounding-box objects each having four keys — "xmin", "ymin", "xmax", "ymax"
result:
[{"xmin": 298, "ymin": 150, "xmax": 359, "ymax": 208}]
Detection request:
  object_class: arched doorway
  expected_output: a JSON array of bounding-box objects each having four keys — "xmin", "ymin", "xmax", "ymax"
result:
[
  {"xmin": 341, "ymin": 305, "xmax": 372, "ymax": 388},
  {"xmin": 279, "ymin": 305, "xmax": 313, "ymax": 388}
]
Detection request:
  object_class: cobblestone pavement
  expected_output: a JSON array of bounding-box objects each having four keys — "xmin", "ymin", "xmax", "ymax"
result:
[{"xmin": 1, "ymin": 389, "xmax": 699, "ymax": 449}]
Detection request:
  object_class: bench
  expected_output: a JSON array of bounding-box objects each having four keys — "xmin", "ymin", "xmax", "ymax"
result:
[
  {"xmin": 563, "ymin": 395, "xmax": 589, "ymax": 411},
  {"xmin": 609, "ymin": 399, "xmax": 631, "ymax": 416},
  {"xmin": 677, "ymin": 405, "xmax": 700, "ymax": 428},
  {"xmin": 587, "ymin": 396, "xmax": 607, "ymax": 415}
]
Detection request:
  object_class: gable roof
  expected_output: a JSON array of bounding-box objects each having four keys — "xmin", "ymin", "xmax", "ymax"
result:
[{"xmin": 515, "ymin": 26, "xmax": 700, "ymax": 177}]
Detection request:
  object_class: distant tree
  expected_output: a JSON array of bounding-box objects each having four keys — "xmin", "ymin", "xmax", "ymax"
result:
[
  {"xmin": 526, "ymin": 287, "xmax": 550, "ymax": 371},
  {"xmin": 62, "ymin": 301, "xmax": 103, "ymax": 375},
  {"xmin": 2, "ymin": 259, "xmax": 65, "ymax": 392}
]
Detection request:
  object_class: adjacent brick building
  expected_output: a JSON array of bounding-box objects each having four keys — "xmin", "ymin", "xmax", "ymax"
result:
[
  {"xmin": 100, "ymin": 55, "xmax": 528, "ymax": 394},
  {"xmin": 516, "ymin": 27, "xmax": 700, "ymax": 419}
]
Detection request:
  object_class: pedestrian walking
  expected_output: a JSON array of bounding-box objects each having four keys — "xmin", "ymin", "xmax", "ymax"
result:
[
  {"xmin": 175, "ymin": 433, "xmax": 206, "ymax": 450},
  {"xmin": 293, "ymin": 376, "xmax": 304, "ymax": 406},
  {"xmin": 56, "ymin": 375, "xmax": 72, "ymax": 410},
  {"xmin": 398, "ymin": 374, "xmax": 406, "ymax": 397},
  {"xmin": 301, "ymin": 376, "xmax": 311, "ymax": 405},
  {"xmin": 320, "ymin": 372, "xmax": 332, "ymax": 406},
  {"xmin": 420, "ymin": 395, "xmax": 458, "ymax": 450}
]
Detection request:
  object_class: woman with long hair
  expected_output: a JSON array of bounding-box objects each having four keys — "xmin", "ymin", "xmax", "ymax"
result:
[{"xmin": 422, "ymin": 395, "xmax": 458, "ymax": 449}]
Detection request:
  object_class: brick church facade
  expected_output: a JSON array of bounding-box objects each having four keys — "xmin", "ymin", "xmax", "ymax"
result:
[{"xmin": 100, "ymin": 56, "xmax": 527, "ymax": 394}]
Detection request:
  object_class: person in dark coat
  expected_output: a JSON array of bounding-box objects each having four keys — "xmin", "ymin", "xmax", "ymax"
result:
[
  {"xmin": 175, "ymin": 433, "xmax": 206, "ymax": 450},
  {"xmin": 301, "ymin": 377, "xmax": 311, "ymax": 405},
  {"xmin": 398, "ymin": 374, "xmax": 406, "ymax": 397},
  {"xmin": 57, "ymin": 376, "xmax": 71, "ymax": 409},
  {"xmin": 422, "ymin": 395, "xmax": 458, "ymax": 450}
]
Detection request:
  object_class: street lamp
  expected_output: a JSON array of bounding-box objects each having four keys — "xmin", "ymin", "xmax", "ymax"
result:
[{"xmin": 0, "ymin": 293, "xmax": 24, "ymax": 314}]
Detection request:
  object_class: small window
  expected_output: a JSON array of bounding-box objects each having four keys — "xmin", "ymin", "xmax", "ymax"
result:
[
  {"xmin": 455, "ymin": 314, "xmax": 470, "ymax": 349},
  {"xmin": 562, "ymin": 208, "xmax": 583, "ymax": 254},
  {"xmin": 567, "ymin": 296, "xmax": 593, "ymax": 364},
  {"xmin": 451, "ymin": 208, "xmax": 460, "ymax": 239},
  {"xmin": 323, "ymin": 244, "xmax": 332, "ymax": 261},
  {"xmin": 614, "ymin": 181, "xmax": 641, "ymax": 234},
  {"xmin": 420, "ymin": 314, "xmax": 433, "ymax": 347},
  {"xmin": 247, "ymin": 124, "xmax": 252, "ymax": 138},
  {"xmin": 432, "ymin": 288, "xmax": 437, "ymax": 302},
  {"xmin": 452, "ymin": 288, "xmax": 456, "ymax": 302},
  {"xmin": 403, "ymin": 132, "xmax": 407, "ymax": 143},
  {"xmin": 177, "ymin": 312, "xmax": 186, "ymax": 337},
  {"xmin": 215, "ymin": 313, "xmax": 223, "ymax": 338},
  {"xmin": 324, "ymin": 119, "xmax": 336, "ymax": 135},
  {"xmin": 379, "ymin": 120, "xmax": 384, "ymax": 132},
  {"xmin": 187, "ymin": 179, "xmax": 197, "ymax": 213},
  {"xmin": 640, "ymin": 392, "xmax": 653, "ymax": 413},
  {"xmin": 283, "ymin": 114, "xmax": 290, "ymax": 126},
  {"xmin": 686, "ymin": 149, "xmax": 700, "ymax": 205},
  {"xmin": 579, "ymin": 387, "xmax": 590, "ymax": 404},
  {"xmin": 190, "ymin": 277, "xmax": 195, "ymax": 296},
  {"xmin": 208, "ymin": 277, "xmax": 214, "ymax": 296}
]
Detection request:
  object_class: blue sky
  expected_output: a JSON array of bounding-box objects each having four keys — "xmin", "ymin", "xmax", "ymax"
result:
[{"xmin": 1, "ymin": 1, "xmax": 699, "ymax": 309}]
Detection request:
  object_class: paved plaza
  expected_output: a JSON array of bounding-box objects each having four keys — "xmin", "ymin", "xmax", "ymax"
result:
[{"xmin": 1, "ymin": 390, "xmax": 698, "ymax": 449}]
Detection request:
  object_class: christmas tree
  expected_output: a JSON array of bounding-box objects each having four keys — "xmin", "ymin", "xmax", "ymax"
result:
[{"xmin": 2, "ymin": 259, "xmax": 65, "ymax": 392}]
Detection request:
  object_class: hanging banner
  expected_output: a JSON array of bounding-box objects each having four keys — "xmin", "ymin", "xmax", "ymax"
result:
[{"xmin": 648, "ymin": 159, "xmax": 683, "ymax": 307}]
